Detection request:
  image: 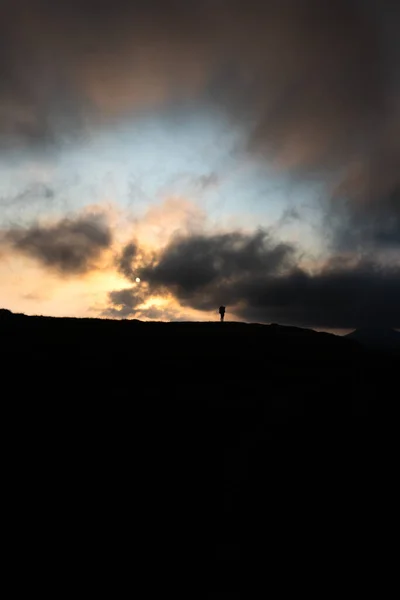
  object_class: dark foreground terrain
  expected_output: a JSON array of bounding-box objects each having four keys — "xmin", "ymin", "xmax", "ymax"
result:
[{"xmin": 1, "ymin": 309, "xmax": 397, "ymax": 589}]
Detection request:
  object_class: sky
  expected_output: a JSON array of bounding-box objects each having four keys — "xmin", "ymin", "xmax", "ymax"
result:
[{"xmin": 0, "ymin": 0, "xmax": 399, "ymax": 330}]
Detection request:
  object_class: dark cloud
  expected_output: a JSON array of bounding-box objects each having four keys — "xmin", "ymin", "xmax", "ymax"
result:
[
  {"xmin": 117, "ymin": 243, "xmax": 138, "ymax": 280},
  {"xmin": 103, "ymin": 287, "xmax": 144, "ymax": 318},
  {"xmin": 232, "ymin": 261, "xmax": 400, "ymax": 329},
  {"xmin": 0, "ymin": 1, "xmax": 397, "ymax": 156},
  {"xmin": 4, "ymin": 213, "xmax": 112, "ymax": 274},
  {"xmin": 102, "ymin": 289, "xmax": 179, "ymax": 321},
  {"xmin": 1, "ymin": 1, "xmax": 399, "ymax": 245},
  {"xmin": 103, "ymin": 286, "xmax": 180, "ymax": 321},
  {"xmin": 332, "ymin": 177, "xmax": 400, "ymax": 250},
  {"xmin": 109, "ymin": 231, "xmax": 400, "ymax": 328},
  {"xmin": 109, "ymin": 288, "xmax": 143, "ymax": 309},
  {"xmin": 0, "ymin": 0, "xmax": 214, "ymax": 149},
  {"xmin": 138, "ymin": 230, "xmax": 295, "ymax": 299}
]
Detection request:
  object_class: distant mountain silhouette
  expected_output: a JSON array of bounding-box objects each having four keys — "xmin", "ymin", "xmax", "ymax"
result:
[{"xmin": 346, "ymin": 327, "xmax": 400, "ymax": 351}]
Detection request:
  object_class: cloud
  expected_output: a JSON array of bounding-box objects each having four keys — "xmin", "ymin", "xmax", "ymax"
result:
[
  {"xmin": 21, "ymin": 293, "xmax": 44, "ymax": 301},
  {"xmin": 0, "ymin": 183, "xmax": 55, "ymax": 208},
  {"xmin": 1, "ymin": 1, "xmax": 399, "ymax": 248},
  {"xmin": 0, "ymin": 0, "xmax": 213, "ymax": 149},
  {"xmin": 331, "ymin": 174, "xmax": 400, "ymax": 250},
  {"xmin": 102, "ymin": 286, "xmax": 183, "ymax": 321},
  {"xmin": 117, "ymin": 243, "xmax": 138, "ymax": 280},
  {"xmin": 131, "ymin": 197, "xmax": 207, "ymax": 248},
  {"xmin": 0, "ymin": 1, "xmax": 396, "ymax": 156},
  {"xmin": 196, "ymin": 173, "xmax": 219, "ymax": 191},
  {"xmin": 3, "ymin": 213, "xmax": 112, "ymax": 274},
  {"xmin": 135, "ymin": 305, "xmax": 177, "ymax": 321},
  {"xmin": 108, "ymin": 231, "xmax": 400, "ymax": 328},
  {"xmin": 232, "ymin": 260, "xmax": 400, "ymax": 329},
  {"xmin": 103, "ymin": 287, "xmax": 144, "ymax": 318},
  {"xmin": 138, "ymin": 230, "xmax": 295, "ymax": 300},
  {"xmin": 274, "ymin": 206, "xmax": 302, "ymax": 230}
]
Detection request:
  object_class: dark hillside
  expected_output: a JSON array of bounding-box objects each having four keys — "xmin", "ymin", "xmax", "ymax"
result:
[{"xmin": 1, "ymin": 310, "xmax": 393, "ymax": 578}]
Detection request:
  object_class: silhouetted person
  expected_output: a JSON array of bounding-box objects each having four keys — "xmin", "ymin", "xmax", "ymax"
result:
[{"xmin": 219, "ymin": 306, "xmax": 226, "ymax": 322}]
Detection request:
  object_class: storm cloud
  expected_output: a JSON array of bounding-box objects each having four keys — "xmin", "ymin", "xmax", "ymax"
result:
[
  {"xmin": 232, "ymin": 261, "xmax": 400, "ymax": 329},
  {"xmin": 117, "ymin": 243, "xmax": 139, "ymax": 280},
  {"xmin": 1, "ymin": 0, "xmax": 400, "ymax": 318},
  {"xmin": 104, "ymin": 287, "xmax": 145, "ymax": 318},
  {"xmin": 138, "ymin": 230, "xmax": 295, "ymax": 296},
  {"xmin": 0, "ymin": 1, "xmax": 398, "ymax": 181},
  {"xmin": 110, "ymin": 231, "xmax": 400, "ymax": 328},
  {"xmin": 4, "ymin": 213, "xmax": 112, "ymax": 274},
  {"xmin": 1, "ymin": 0, "xmax": 399, "ymax": 248},
  {"xmin": 332, "ymin": 177, "xmax": 400, "ymax": 250}
]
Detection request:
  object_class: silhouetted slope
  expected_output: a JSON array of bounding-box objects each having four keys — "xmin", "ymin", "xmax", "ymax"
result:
[
  {"xmin": 1, "ymin": 309, "xmax": 393, "ymax": 576},
  {"xmin": 346, "ymin": 327, "xmax": 400, "ymax": 351}
]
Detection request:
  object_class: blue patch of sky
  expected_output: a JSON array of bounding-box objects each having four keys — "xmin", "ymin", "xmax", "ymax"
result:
[{"xmin": 0, "ymin": 105, "xmax": 327, "ymax": 256}]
